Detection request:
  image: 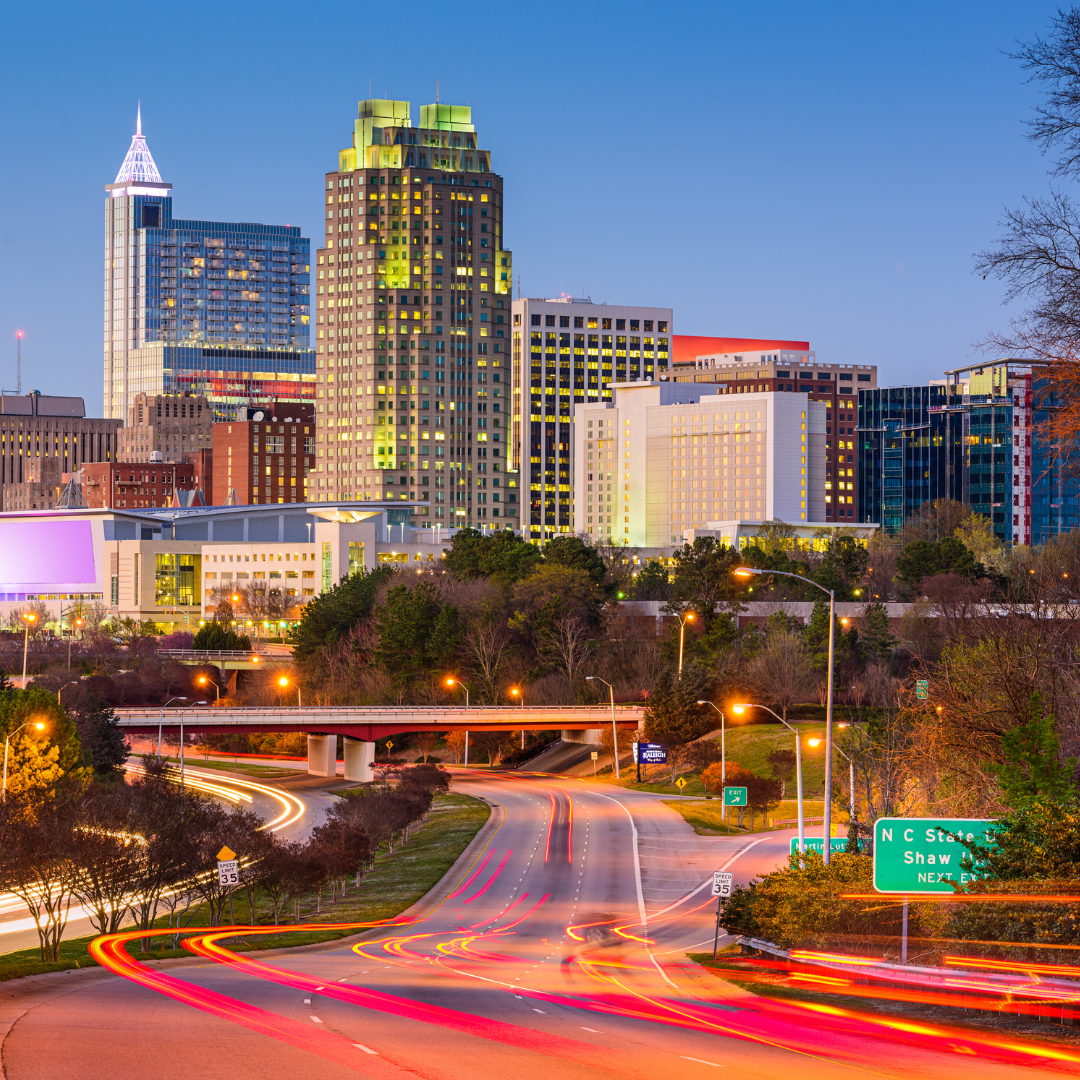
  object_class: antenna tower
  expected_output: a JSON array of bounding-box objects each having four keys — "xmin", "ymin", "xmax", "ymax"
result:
[{"xmin": 15, "ymin": 331, "xmax": 22, "ymax": 395}]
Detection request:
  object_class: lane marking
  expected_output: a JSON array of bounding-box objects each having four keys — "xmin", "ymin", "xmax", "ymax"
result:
[
  {"xmin": 681, "ymin": 1057, "xmax": 723, "ymax": 1067},
  {"xmin": 532, "ymin": 1008, "xmax": 546, "ymax": 1013},
  {"xmin": 310, "ymin": 1015, "xmax": 323, "ymax": 1023},
  {"xmin": 354, "ymin": 1043, "xmax": 379, "ymax": 1055},
  {"xmin": 648, "ymin": 838, "xmax": 770, "ymax": 920},
  {"xmin": 581, "ymin": 1026, "xmax": 601, "ymax": 1032}
]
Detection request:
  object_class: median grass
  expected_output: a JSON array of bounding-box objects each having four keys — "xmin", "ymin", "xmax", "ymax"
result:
[
  {"xmin": 0, "ymin": 792, "xmax": 490, "ymax": 982},
  {"xmin": 663, "ymin": 798, "xmax": 850, "ymax": 835}
]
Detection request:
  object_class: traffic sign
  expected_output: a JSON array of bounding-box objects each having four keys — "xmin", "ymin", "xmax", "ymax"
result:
[
  {"xmin": 723, "ymin": 786, "xmax": 748, "ymax": 806},
  {"xmin": 217, "ymin": 859, "xmax": 239, "ymax": 887},
  {"xmin": 217, "ymin": 845, "xmax": 236, "ymax": 861},
  {"xmin": 590, "ymin": 751, "xmax": 599, "ymax": 760},
  {"xmin": 790, "ymin": 836, "xmax": 861, "ymax": 856},
  {"xmin": 916, "ymin": 679, "xmax": 928, "ymax": 700},
  {"xmin": 711, "ymin": 871, "xmax": 734, "ymax": 897},
  {"xmin": 633, "ymin": 742, "xmax": 668, "ymax": 764},
  {"xmin": 873, "ymin": 818, "xmax": 994, "ymax": 893},
  {"xmin": 675, "ymin": 777, "xmax": 687, "ymax": 789},
  {"xmin": 385, "ymin": 740, "xmax": 394, "ymax": 750}
]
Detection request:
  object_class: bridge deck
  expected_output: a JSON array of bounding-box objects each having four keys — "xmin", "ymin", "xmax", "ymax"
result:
[{"xmin": 115, "ymin": 705, "xmax": 644, "ymax": 741}]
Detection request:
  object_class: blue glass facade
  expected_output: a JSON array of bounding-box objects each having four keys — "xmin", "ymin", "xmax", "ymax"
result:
[{"xmin": 858, "ymin": 363, "xmax": 1080, "ymax": 546}]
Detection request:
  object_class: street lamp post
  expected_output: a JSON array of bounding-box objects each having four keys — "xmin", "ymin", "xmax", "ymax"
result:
[
  {"xmin": 810, "ymin": 732, "xmax": 857, "ymax": 825},
  {"xmin": 733, "ymin": 702, "xmax": 805, "ymax": 855},
  {"xmin": 2, "ymin": 721, "xmax": 46, "ymax": 799},
  {"xmin": 697, "ymin": 701, "xmax": 726, "ymax": 822},
  {"xmin": 68, "ymin": 617, "xmax": 83, "ymax": 669},
  {"xmin": 20, "ymin": 612, "xmax": 35, "ymax": 685},
  {"xmin": 197, "ymin": 675, "xmax": 221, "ymax": 701},
  {"xmin": 58, "ymin": 681, "xmax": 79, "ymax": 708},
  {"xmin": 585, "ymin": 676, "xmax": 620, "ymax": 780},
  {"xmin": 445, "ymin": 678, "xmax": 470, "ymax": 766},
  {"xmin": 278, "ymin": 676, "xmax": 301, "ymax": 707},
  {"xmin": 509, "ymin": 688, "xmax": 524, "ymax": 750},
  {"xmin": 734, "ymin": 566, "xmax": 837, "ymax": 863},
  {"xmin": 158, "ymin": 696, "xmax": 187, "ymax": 760},
  {"xmin": 677, "ymin": 610, "xmax": 695, "ymax": 679},
  {"xmin": 179, "ymin": 701, "xmax": 209, "ymax": 786}
]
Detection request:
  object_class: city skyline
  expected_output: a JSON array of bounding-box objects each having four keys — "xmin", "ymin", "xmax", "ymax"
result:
[{"xmin": 0, "ymin": 1, "xmax": 1067, "ymax": 410}]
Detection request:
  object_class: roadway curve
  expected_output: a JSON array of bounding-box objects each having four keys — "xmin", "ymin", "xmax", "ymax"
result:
[{"xmin": 1, "ymin": 770, "xmax": 1070, "ymax": 1079}]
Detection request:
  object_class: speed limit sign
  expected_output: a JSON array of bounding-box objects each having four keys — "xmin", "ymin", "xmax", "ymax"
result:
[
  {"xmin": 711, "ymin": 871, "xmax": 733, "ymax": 897},
  {"xmin": 217, "ymin": 859, "xmax": 239, "ymax": 887}
]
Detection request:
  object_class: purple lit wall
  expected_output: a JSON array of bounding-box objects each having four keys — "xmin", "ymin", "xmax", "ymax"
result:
[{"xmin": 0, "ymin": 521, "xmax": 97, "ymax": 588}]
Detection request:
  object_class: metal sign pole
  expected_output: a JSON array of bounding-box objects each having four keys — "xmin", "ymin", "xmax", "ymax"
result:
[
  {"xmin": 712, "ymin": 897, "xmax": 722, "ymax": 959},
  {"xmin": 901, "ymin": 896, "xmax": 909, "ymax": 964}
]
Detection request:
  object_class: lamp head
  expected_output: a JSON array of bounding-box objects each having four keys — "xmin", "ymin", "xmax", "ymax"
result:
[
  {"xmin": 808, "ymin": 737, "xmax": 822, "ymax": 747},
  {"xmin": 585, "ymin": 676, "xmax": 596, "ymax": 682},
  {"xmin": 732, "ymin": 704, "xmax": 747, "ymax": 715},
  {"xmin": 446, "ymin": 677, "xmax": 455, "ymax": 687},
  {"xmin": 33, "ymin": 722, "xmax": 44, "ymax": 731},
  {"xmin": 278, "ymin": 677, "xmax": 289, "ymax": 688},
  {"xmin": 198, "ymin": 676, "xmax": 206, "ymax": 684},
  {"xmin": 696, "ymin": 700, "xmax": 709, "ymax": 706},
  {"xmin": 685, "ymin": 611, "xmax": 694, "ymax": 622},
  {"xmin": 733, "ymin": 567, "xmax": 760, "ymax": 578}
]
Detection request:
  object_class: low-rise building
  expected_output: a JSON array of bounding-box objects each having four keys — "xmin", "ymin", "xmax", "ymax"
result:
[
  {"xmin": 212, "ymin": 403, "xmax": 314, "ymax": 505},
  {"xmin": 81, "ymin": 462, "xmax": 198, "ymax": 509}
]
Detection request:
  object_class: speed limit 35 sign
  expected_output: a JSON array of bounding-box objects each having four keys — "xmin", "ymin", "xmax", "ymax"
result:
[{"xmin": 711, "ymin": 871, "xmax": 733, "ymax": 897}]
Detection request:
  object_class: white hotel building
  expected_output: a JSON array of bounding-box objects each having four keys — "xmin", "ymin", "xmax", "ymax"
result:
[{"xmin": 573, "ymin": 382, "xmax": 829, "ymax": 549}]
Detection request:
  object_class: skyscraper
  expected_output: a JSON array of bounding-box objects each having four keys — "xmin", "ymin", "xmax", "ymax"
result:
[
  {"xmin": 104, "ymin": 109, "xmax": 314, "ymax": 424},
  {"xmin": 309, "ymin": 99, "xmax": 515, "ymax": 528}
]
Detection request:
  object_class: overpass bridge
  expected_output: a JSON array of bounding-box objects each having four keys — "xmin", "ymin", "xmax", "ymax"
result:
[{"xmin": 116, "ymin": 705, "xmax": 644, "ymax": 781}]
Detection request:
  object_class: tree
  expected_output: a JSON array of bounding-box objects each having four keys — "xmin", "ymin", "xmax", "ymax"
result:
[
  {"xmin": 745, "ymin": 775, "xmax": 783, "ymax": 831},
  {"xmin": 68, "ymin": 694, "xmax": 128, "ymax": 777},
  {"xmin": 814, "ymin": 535, "xmax": 868, "ymax": 601},
  {"xmin": 414, "ymin": 731, "xmax": 440, "ymax": 763},
  {"xmin": 192, "ymin": 621, "xmax": 251, "ymax": 651},
  {"xmin": 0, "ymin": 688, "xmax": 86, "ymax": 796},
  {"xmin": 954, "ymin": 512, "xmax": 1012, "ymax": 577},
  {"xmin": 895, "ymin": 537, "xmax": 983, "ymax": 591},
  {"xmin": 902, "ymin": 499, "xmax": 970, "ymax": 545},
  {"xmin": 462, "ymin": 620, "xmax": 511, "ymax": 704},
  {"xmin": 543, "ymin": 535, "xmax": 609, "ymax": 592},
  {"xmin": 443, "ymin": 528, "xmax": 541, "ymax": 586},
  {"xmin": 701, "ymin": 761, "xmax": 755, "ymax": 826},
  {"xmin": 373, "ymin": 581, "xmax": 462, "ymax": 698},
  {"xmin": 289, "ymin": 565, "xmax": 395, "ymax": 666},
  {"xmin": 632, "ymin": 559, "xmax": 672, "ymax": 601},
  {"xmin": 766, "ymin": 749, "xmax": 797, "ymax": 798},
  {"xmin": 992, "ymin": 693, "xmax": 1077, "ymax": 810},
  {"xmin": 444, "ymin": 730, "xmax": 467, "ymax": 764},
  {"xmin": 745, "ymin": 631, "xmax": 817, "ymax": 722},
  {"xmin": 859, "ymin": 602, "xmax": 897, "ymax": 664},
  {"xmin": 667, "ymin": 537, "xmax": 742, "ymax": 629},
  {"xmin": 749, "ymin": 519, "xmax": 798, "ymax": 557},
  {"xmin": 643, "ymin": 667, "xmax": 715, "ymax": 748}
]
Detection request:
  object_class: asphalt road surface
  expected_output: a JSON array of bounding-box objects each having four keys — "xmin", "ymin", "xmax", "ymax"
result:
[{"xmin": 1, "ymin": 769, "xmax": 1070, "ymax": 1079}]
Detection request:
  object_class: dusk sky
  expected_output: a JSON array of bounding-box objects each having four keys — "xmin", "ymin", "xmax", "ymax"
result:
[{"xmin": 0, "ymin": 0, "xmax": 1067, "ymax": 408}]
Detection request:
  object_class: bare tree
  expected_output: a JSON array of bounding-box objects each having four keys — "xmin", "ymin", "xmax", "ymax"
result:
[
  {"xmin": 545, "ymin": 614, "xmax": 592, "ymax": 689},
  {"xmin": 744, "ymin": 631, "xmax": 817, "ymax": 723},
  {"xmin": 464, "ymin": 620, "xmax": 511, "ymax": 703}
]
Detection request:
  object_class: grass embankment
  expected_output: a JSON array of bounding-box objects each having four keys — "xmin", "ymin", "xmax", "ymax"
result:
[
  {"xmin": 665, "ymin": 798, "xmax": 850, "ymax": 836},
  {"xmin": 692, "ymin": 949, "xmax": 1080, "ymax": 1048},
  {"xmin": 0, "ymin": 792, "xmax": 489, "ymax": 982},
  {"xmin": 159, "ymin": 756, "xmax": 304, "ymax": 779}
]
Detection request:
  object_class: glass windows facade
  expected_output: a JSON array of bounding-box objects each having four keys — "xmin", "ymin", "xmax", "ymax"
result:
[{"xmin": 154, "ymin": 553, "xmax": 198, "ymax": 607}]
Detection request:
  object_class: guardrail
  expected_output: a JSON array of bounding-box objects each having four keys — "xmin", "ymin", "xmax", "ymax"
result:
[{"xmin": 157, "ymin": 649, "xmax": 291, "ymax": 661}]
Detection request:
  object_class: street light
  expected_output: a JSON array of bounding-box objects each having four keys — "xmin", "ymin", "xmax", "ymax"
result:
[
  {"xmin": 178, "ymin": 701, "xmax": 209, "ymax": 786},
  {"xmin": 2, "ymin": 720, "xmax": 46, "ymax": 799},
  {"xmin": 58, "ymin": 681, "xmax": 79, "ymax": 708},
  {"xmin": 809, "ymin": 729, "xmax": 857, "ymax": 825},
  {"xmin": 158, "ymin": 696, "xmax": 187, "ymax": 760},
  {"xmin": 20, "ymin": 611, "xmax": 35, "ymax": 685},
  {"xmin": 278, "ymin": 675, "xmax": 301, "ymax": 707},
  {"xmin": 197, "ymin": 674, "xmax": 221, "ymax": 701},
  {"xmin": 677, "ymin": 610, "xmax": 695, "ymax": 679},
  {"xmin": 734, "ymin": 565, "xmax": 838, "ymax": 864},
  {"xmin": 510, "ymin": 687, "xmax": 525, "ymax": 750},
  {"xmin": 696, "ymin": 701, "xmax": 726, "ymax": 821},
  {"xmin": 585, "ymin": 676, "xmax": 620, "ymax": 779},
  {"xmin": 446, "ymin": 677, "xmax": 470, "ymax": 766},
  {"xmin": 733, "ymin": 702, "xmax": 806, "ymax": 855}
]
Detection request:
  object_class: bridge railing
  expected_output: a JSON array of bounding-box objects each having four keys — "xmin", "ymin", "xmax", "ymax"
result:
[
  {"xmin": 117, "ymin": 704, "xmax": 643, "ymax": 716},
  {"xmin": 157, "ymin": 649, "xmax": 290, "ymax": 662}
]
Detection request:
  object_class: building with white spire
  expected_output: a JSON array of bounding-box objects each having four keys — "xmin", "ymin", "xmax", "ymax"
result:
[{"xmin": 103, "ymin": 108, "xmax": 314, "ymax": 427}]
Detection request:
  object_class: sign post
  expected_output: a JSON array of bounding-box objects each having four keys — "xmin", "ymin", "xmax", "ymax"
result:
[
  {"xmin": 590, "ymin": 750, "xmax": 598, "ymax": 777},
  {"xmin": 711, "ymin": 871, "xmax": 734, "ymax": 957},
  {"xmin": 217, "ymin": 844, "xmax": 238, "ymax": 925}
]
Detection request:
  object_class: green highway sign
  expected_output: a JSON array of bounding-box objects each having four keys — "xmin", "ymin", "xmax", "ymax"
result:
[
  {"xmin": 916, "ymin": 680, "xmax": 928, "ymax": 699},
  {"xmin": 723, "ymin": 786, "xmax": 747, "ymax": 806},
  {"xmin": 873, "ymin": 818, "xmax": 995, "ymax": 893},
  {"xmin": 790, "ymin": 836, "xmax": 861, "ymax": 856}
]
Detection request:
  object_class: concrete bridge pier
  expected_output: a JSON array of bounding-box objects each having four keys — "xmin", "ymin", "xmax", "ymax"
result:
[
  {"xmin": 561, "ymin": 729, "xmax": 602, "ymax": 745},
  {"xmin": 307, "ymin": 734, "xmax": 334, "ymax": 777},
  {"xmin": 343, "ymin": 737, "xmax": 375, "ymax": 782}
]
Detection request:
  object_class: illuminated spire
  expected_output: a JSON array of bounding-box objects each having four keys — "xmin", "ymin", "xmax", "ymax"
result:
[{"xmin": 114, "ymin": 105, "xmax": 163, "ymax": 185}]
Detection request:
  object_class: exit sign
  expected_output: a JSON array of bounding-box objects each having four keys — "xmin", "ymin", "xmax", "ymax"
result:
[{"xmin": 873, "ymin": 818, "xmax": 994, "ymax": 893}]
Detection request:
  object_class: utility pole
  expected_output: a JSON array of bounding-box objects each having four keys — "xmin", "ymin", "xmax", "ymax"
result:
[{"xmin": 15, "ymin": 330, "xmax": 22, "ymax": 395}]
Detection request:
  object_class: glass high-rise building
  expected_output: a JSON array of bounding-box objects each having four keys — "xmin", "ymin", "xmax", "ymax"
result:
[
  {"xmin": 104, "ymin": 110, "xmax": 314, "ymax": 423},
  {"xmin": 309, "ymin": 99, "xmax": 514, "ymax": 528},
  {"xmin": 857, "ymin": 361, "xmax": 1080, "ymax": 545}
]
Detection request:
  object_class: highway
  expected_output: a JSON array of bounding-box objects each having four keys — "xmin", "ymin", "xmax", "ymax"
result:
[{"xmin": 1, "ymin": 769, "xmax": 1071, "ymax": 1078}]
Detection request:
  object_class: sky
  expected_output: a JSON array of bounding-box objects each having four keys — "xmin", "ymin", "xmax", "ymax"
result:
[{"xmin": 0, "ymin": 0, "xmax": 1069, "ymax": 410}]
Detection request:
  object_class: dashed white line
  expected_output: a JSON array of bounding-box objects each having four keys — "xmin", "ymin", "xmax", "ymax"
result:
[
  {"xmin": 532, "ymin": 1008, "xmax": 546, "ymax": 1013},
  {"xmin": 310, "ymin": 1015, "xmax": 323, "ymax": 1023},
  {"xmin": 681, "ymin": 1057, "xmax": 723, "ymax": 1067},
  {"xmin": 581, "ymin": 1026, "xmax": 601, "ymax": 1033},
  {"xmin": 354, "ymin": 1043, "xmax": 380, "ymax": 1055}
]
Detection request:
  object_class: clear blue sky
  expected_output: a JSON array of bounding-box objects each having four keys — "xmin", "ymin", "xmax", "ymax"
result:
[{"xmin": 0, "ymin": 0, "xmax": 1065, "ymax": 410}]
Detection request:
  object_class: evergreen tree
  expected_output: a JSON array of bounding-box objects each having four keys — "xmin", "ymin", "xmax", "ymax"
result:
[
  {"xmin": 860, "ymin": 602, "xmax": 897, "ymax": 663},
  {"xmin": 442, "ymin": 528, "xmax": 541, "ymax": 586},
  {"xmin": 992, "ymin": 693, "xmax": 1077, "ymax": 811},
  {"xmin": 373, "ymin": 582, "xmax": 462, "ymax": 696},
  {"xmin": 69, "ymin": 694, "xmax": 128, "ymax": 776},
  {"xmin": 288, "ymin": 565, "xmax": 394, "ymax": 664},
  {"xmin": 642, "ymin": 666, "xmax": 716, "ymax": 747}
]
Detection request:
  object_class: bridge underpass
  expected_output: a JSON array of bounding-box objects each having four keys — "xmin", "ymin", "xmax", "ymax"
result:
[{"xmin": 115, "ymin": 705, "xmax": 644, "ymax": 780}]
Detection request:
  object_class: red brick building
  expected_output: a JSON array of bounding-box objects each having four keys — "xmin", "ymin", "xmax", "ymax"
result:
[
  {"xmin": 212, "ymin": 403, "xmax": 315, "ymax": 505},
  {"xmin": 183, "ymin": 449, "xmax": 214, "ymax": 505},
  {"xmin": 82, "ymin": 461, "xmax": 197, "ymax": 509}
]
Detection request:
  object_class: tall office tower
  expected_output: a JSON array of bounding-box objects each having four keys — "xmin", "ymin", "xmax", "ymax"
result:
[
  {"xmin": 310, "ymin": 99, "xmax": 515, "ymax": 527},
  {"xmin": 573, "ymin": 382, "xmax": 824, "ymax": 548},
  {"xmin": 511, "ymin": 298, "xmax": 671, "ymax": 541},
  {"xmin": 104, "ymin": 110, "xmax": 314, "ymax": 425},
  {"xmin": 858, "ymin": 361, "xmax": 1079, "ymax": 546},
  {"xmin": 673, "ymin": 349, "xmax": 876, "ymax": 522}
]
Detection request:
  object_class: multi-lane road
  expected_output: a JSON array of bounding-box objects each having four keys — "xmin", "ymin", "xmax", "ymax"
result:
[{"xmin": 1, "ymin": 768, "xmax": 1072, "ymax": 1078}]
